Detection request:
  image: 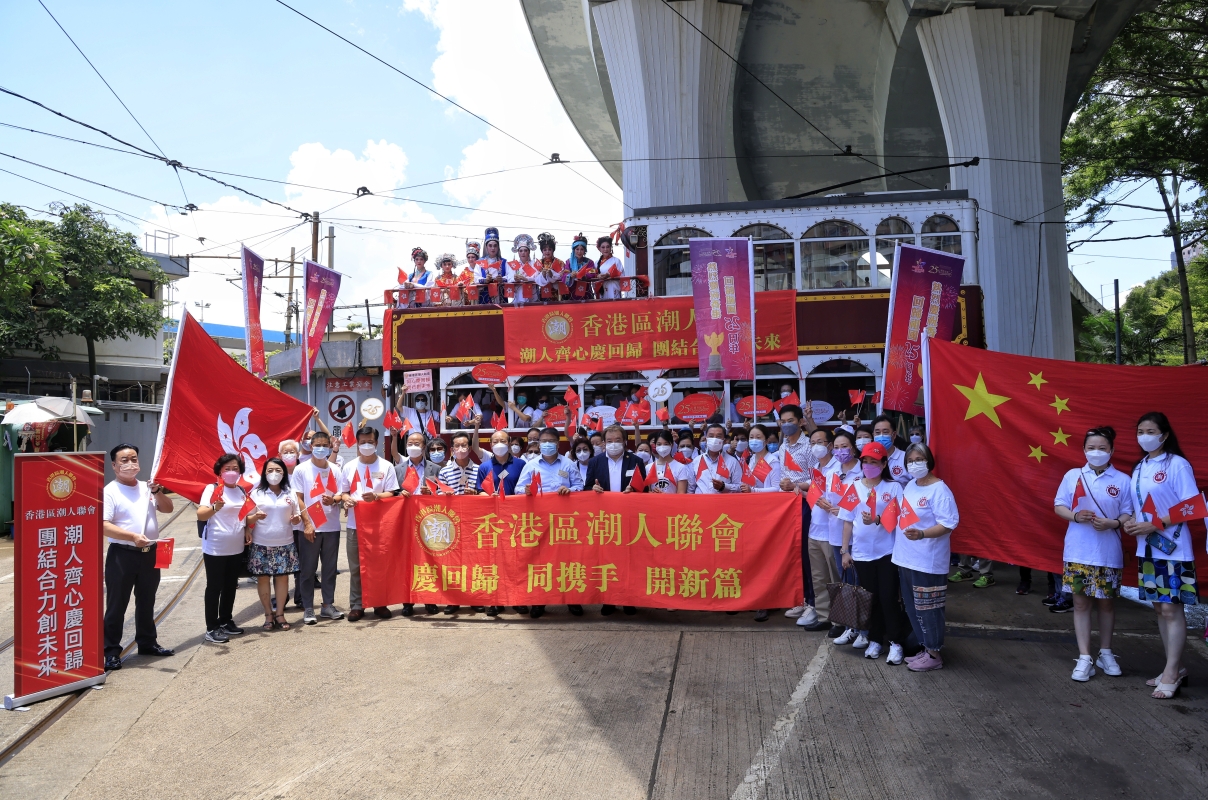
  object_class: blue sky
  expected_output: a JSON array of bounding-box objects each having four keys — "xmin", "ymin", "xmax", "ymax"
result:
[{"xmin": 0, "ymin": 0, "xmax": 1178, "ymax": 329}]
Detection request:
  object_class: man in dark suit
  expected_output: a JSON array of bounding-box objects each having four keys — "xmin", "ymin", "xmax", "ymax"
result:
[{"xmin": 584, "ymin": 424, "xmax": 646, "ymax": 616}]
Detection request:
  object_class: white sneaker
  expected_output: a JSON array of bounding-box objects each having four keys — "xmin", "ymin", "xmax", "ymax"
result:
[
  {"xmin": 320, "ymin": 605, "xmax": 344, "ymax": 620},
  {"xmin": 1095, "ymin": 651, "xmax": 1122, "ymax": 676},
  {"xmin": 1071, "ymin": 656, "xmax": 1096, "ymax": 682},
  {"xmin": 864, "ymin": 642, "xmax": 883, "ymax": 659},
  {"xmin": 886, "ymin": 643, "xmax": 904, "ymax": 665},
  {"xmin": 795, "ymin": 607, "xmax": 820, "ymax": 627},
  {"xmin": 833, "ymin": 628, "xmax": 857, "ymax": 645},
  {"xmin": 852, "ymin": 633, "xmax": 870, "ymax": 649},
  {"xmin": 784, "ymin": 605, "xmax": 806, "ymax": 618},
  {"xmin": 303, "ymin": 610, "xmax": 317, "ymax": 625}
]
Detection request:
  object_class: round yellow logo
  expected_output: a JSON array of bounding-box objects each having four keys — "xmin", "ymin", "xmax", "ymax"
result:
[
  {"xmin": 541, "ymin": 310, "xmax": 574, "ymax": 343},
  {"xmin": 47, "ymin": 469, "xmax": 76, "ymax": 500},
  {"xmin": 415, "ymin": 505, "xmax": 460, "ymax": 556}
]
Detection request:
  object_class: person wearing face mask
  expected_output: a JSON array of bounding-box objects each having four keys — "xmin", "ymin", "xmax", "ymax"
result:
[
  {"xmin": 524, "ymin": 440, "xmax": 541, "ymax": 461},
  {"xmin": 689, "ymin": 423, "xmax": 744, "ymax": 495},
  {"xmin": 102, "ymin": 444, "xmax": 175, "ymax": 670},
  {"xmin": 908, "ymin": 425, "xmax": 925, "ymax": 446},
  {"xmin": 297, "ymin": 408, "xmax": 331, "ymax": 464},
  {"xmin": 395, "ymin": 431, "xmax": 437, "ymax": 493},
  {"xmin": 492, "ymin": 386, "xmax": 544, "ymax": 428},
  {"xmin": 290, "ymin": 432, "xmax": 347, "ymax": 626},
  {"xmin": 838, "ymin": 442, "xmax": 907, "ymax": 663},
  {"xmin": 766, "ymin": 434, "xmax": 779, "ymax": 454},
  {"xmin": 649, "ymin": 430, "xmax": 689, "ymax": 494},
  {"xmin": 872, "ymin": 415, "xmax": 910, "ymax": 486},
  {"xmin": 197, "ymin": 453, "xmax": 253, "ymax": 644},
  {"xmin": 516, "ymin": 427, "xmax": 584, "ymax": 618},
  {"xmin": 736, "ymin": 425, "xmax": 783, "ymax": 623},
  {"xmin": 676, "ymin": 432, "xmax": 696, "ymax": 461},
  {"xmin": 585, "ymin": 425, "xmax": 646, "ymax": 616},
  {"xmin": 278, "ymin": 439, "xmax": 308, "ymax": 610},
  {"xmin": 1122, "ymin": 412, "xmax": 1198, "ymax": 699},
  {"xmin": 339, "ymin": 427, "xmax": 401, "ymax": 622},
  {"xmin": 245, "ymin": 457, "xmax": 303, "ymax": 631},
  {"xmin": 827, "ymin": 431, "xmax": 865, "ymax": 642},
  {"xmin": 477, "ymin": 429, "xmax": 525, "ymax": 496},
  {"xmin": 589, "ymin": 431, "xmax": 606, "ymax": 458},
  {"xmin": 791, "ymin": 428, "xmax": 842, "ymax": 632},
  {"xmin": 444, "ymin": 390, "xmax": 483, "ymax": 429},
  {"xmin": 853, "ymin": 428, "xmax": 873, "ymax": 455},
  {"xmin": 893, "ymin": 444, "xmax": 960, "ymax": 672},
  {"xmin": 571, "ymin": 437, "xmax": 593, "ymax": 484},
  {"xmin": 775, "ymin": 405, "xmax": 825, "ymax": 629},
  {"xmin": 425, "ymin": 438, "xmax": 449, "ymax": 480},
  {"xmin": 1053, "ymin": 427, "xmax": 1134, "ymax": 682},
  {"xmin": 398, "ymin": 394, "xmax": 439, "ymax": 440}
]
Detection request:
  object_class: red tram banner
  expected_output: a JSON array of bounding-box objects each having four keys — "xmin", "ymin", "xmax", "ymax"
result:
[
  {"xmin": 502, "ymin": 290, "xmax": 797, "ymax": 376},
  {"xmin": 7, "ymin": 453, "xmax": 106, "ymax": 708},
  {"xmin": 356, "ymin": 492, "xmax": 803, "ymax": 610}
]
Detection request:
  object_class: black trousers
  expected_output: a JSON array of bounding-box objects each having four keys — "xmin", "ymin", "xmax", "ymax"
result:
[
  {"xmin": 103, "ymin": 543, "xmax": 161, "ymax": 657},
  {"xmin": 854, "ymin": 554, "xmax": 909, "ymax": 646},
  {"xmin": 800, "ymin": 502, "xmax": 814, "ymax": 607},
  {"xmin": 203, "ymin": 553, "xmax": 243, "ymax": 630}
]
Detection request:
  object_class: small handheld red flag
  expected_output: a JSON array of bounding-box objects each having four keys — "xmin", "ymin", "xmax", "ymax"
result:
[
  {"xmin": 629, "ymin": 466, "xmax": 649, "ymax": 493},
  {"xmin": 307, "ymin": 500, "xmax": 328, "ymax": 527},
  {"xmin": 154, "ymin": 537, "xmax": 175, "ymax": 569},
  {"xmin": 342, "ymin": 423, "xmax": 356, "ymax": 448},
  {"xmin": 656, "ymin": 406, "xmax": 670, "ymax": 422},
  {"xmin": 491, "ymin": 410, "xmax": 504, "ymax": 430},
  {"xmin": 1141, "ymin": 493, "xmax": 1165, "ymax": 530},
  {"xmin": 674, "ymin": 450, "xmax": 691, "ymax": 465},
  {"xmin": 426, "ymin": 477, "xmax": 454, "ymax": 495},
  {"xmin": 348, "ymin": 468, "xmax": 361, "ymax": 494},
  {"xmin": 1169, "ymin": 493, "xmax": 1208, "ymax": 524},
  {"xmin": 830, "ymin": 472, "xmax": 844, "ymax": 495},
  {"xmin": 865, "ymin": 486, "xmax": 877, "ymax": 517},
  {"xmin": 772, "ymin": 391, "xmax": 800, "ymax": 412},
  {"xmin": 811, "ymin": 468, "xmax": 825, "ymax": 488},
  {"xmin": 838, "ymin": 483, "xmax": 861, "ymax": 512},
  {"xmin": 426, "ymin": 415, "xmax": 439, "ymax": 438},
  {"xmin": 1070, "ymin": 478, "xmax": 1087, "ymax": 511},
  {"xmin": 752, "ymin": 458, "xmax": 772, "ymax": 484},
  {"xmin": 715, "ymin": 458, "xmax": 731, "ymax": 480},
  {"xmin": 898, "ymin": 496, "xmax": 921, "ymax": 529},
  {"xmin": 805, "ymin": 480, "xmax": 823, "ymax": 508},
  {"xmin": 400, "ymin": 415, "xmax": 413, "ymax": 434},
  {"xmin": 481, "ymin": 468, "xmax": 496, "ymax": 495},
  {"xmin": 695, "ymin": 457, "xmax": 708, "ymax": 480},
  {"xmin": 401, "ymin": 465, "xmax": 420, "ymax": 495},
  {"xmin": 781, "ymin": 448, "xmax": 803, "ymax": 473},
  {"xmin": 740, "ymin": 461, "xmax": 756, "ymax": 487},
  {"xmin": 527, "ymin": 471, "xmax": 542, "ymax": 496},
  {"xmin": 848, "ymin": 389, "xmax": 866, "ymax": 405},
  {"xmin": 870, "ymin": 391, "xmax": 881, "ymax": 404},
  {"xmin": 881, "ymin": 497, "xmax": 900, "ymax": 531}
]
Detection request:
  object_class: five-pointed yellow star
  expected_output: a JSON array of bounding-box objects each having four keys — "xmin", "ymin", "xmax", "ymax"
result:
[
  {"xmin": 954, "ymin": 373, "xmax": 1011, "ymax": 428},
  {"xmin": 1027, "ymin": 372, "xmax": 1047, "ymax": 389},
  {"xmin": 1028, "ymin": 445, "xmax": 1047, "ymax": 463},
  {"xmin": 1050, "ymin": 396, "xmax": 1070, "ymax": 414},
  {"xmin": 1051, "ymin": 428, "xmax": 1071, "ymax": 446}
]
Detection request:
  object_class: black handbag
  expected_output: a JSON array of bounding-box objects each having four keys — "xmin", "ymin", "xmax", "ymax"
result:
[{"xmin": 826, "ymin": 581, "xmax": 874, "ymax": 631}]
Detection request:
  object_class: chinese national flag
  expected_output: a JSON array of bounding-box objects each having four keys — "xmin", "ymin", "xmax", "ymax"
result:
[
  {"xmin": 865, "ymin": 486, "xmax": 877, "ymax": 517},
  {"xmin": 1070, "ymin": 477, "xmax": 1087, "ymax": 512},
  {"xmin": 307, "ymin": 500, "xmax": 328, "ymax": 528},
  {"xmin": 837, "ymin": 482, "xmax": 860, "ymax": 511},
  {"xmin": 491, "ymin": 411, "xmax": 504, "ymax": 430},
  {"xmin": 898, "ymin": 496, "xmax": 921, "ymax": 530},
  {"xmin": 881, "ymin": 497, "xmax": 900, "ymax": 532},
  {"xmin": 426, "ymin": 415, "xmax": 439, "ymax": 438},
  {"xmin": 848, "ymin": 389, "xmax": 866, "ymax": 405},
  {"xmin": 1169, "ymin": 493, "xmax": 1208, "ymax": 524},
  {"xmin": 400, "ymin": 465, "xmax": 420, "ymax": 495},
  {"xmin": 656, "ymin": 406, "xmax": 670, "ymax": 422},
  {"xmin": 238, "ymin": 492, "xmax": 257, "ymax": 522},
  {"xmin": 926, "ymin": 337, "xmax": 1208, "ymax": 577},
  {"xmin": 674, "ymin": 451, "xmax": 691, "ymax": 465},
  {"xmin": 527, "ymin": 471, "xmax": 542, "ymax": 496},
  {"xmin": 342, "ymin": 422, "xmax": 356, "ymax": 448},
  {"xmin": 629, "ymin": 465, "xmax": 649, "ymax": 493},
  {"xmin": 426, "ymin": 477, "xmax": 454, "ymax": 495},
  {"xmin": 481, "ymin": 469, "xmax": 496, "ymax": 495},
  {"xmin": 753, "ymin": 458, "xmax": 772, "ymax": 484},
  {"xmin": 805, "ymin": 480, "xmax": 823, "ymax": 508},
  {"xmin": 154, "ymin": 537, "xmax": 175, "ymax": 569},
  {"xmin": 151, "ymin": 311, "xmax": 313, "ymax": 501},
  {"xmin": 781, "ymin": 449, "xmax": 803, "ymax": 472},
  {"xmin": 1141, "ymin": 494, "xmax": 1165, "ymax": 531}
]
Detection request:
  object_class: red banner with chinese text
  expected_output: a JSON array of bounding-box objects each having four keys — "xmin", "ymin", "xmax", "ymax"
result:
[
  {"xmin": 12, "ymin": 453, "xmax": 105, "ymax": 701},
  {"xmin": 502, "ymin": 291, "xmax": 797, "ymax": 376},
  {"xmin": 356, "ymin": 492, "xmax": 802, "ymax": 609}
]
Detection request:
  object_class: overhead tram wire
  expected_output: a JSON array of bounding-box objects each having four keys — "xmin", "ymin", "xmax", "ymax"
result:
[
  {"xmin": 0, "ymin": 150, "xmax": 182, "ymax": 210},
  {"xmin": 270, "ymin": 0, "xmax": 621, "ymax": 203}
]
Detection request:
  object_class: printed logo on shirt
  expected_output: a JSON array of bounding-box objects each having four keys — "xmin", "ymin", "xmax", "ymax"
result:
[
  {"xmin": 541, "ymin": 310, "xmax": 574, "ymax": 343},
  {"xmin": 1107, "ymin": 485, "xmax": 1120, "ymax": 497},
  {"xmin": 881, "ymin": 492, "xmax": 893, "ymax": 502},
  {"xmin": 917, "ymin": 496, "xmax": 929, "ymax": 507},
  {"xmin": 415, "ymin": 505, "xmax": 461, "ymax": 556},
  {"xmin": 891, "ymin": 466, "xmax": 903, "ymax": 475},
  {"xmin": 1154, "ymin": 471, "xmax": 1166, "ymax": 483}
]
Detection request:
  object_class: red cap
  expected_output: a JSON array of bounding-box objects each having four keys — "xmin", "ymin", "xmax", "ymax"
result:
[{"xmin": 861, "ymin": 442, "xmax": 888, "ymax": 461}]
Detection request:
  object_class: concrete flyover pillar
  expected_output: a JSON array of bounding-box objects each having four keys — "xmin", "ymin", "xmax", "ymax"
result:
[
  {"xmin": 592, "ymin": 0, "xmax": 743, "ymax": 214},
  {"xmin": 917, "ymin": 8, "xmax": 1075, "ymax": 360}
]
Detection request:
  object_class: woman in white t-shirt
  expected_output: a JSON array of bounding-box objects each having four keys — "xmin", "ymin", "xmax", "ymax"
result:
[
  {"xmin": 648, "ymin": 430, "xmax": 688, "ymax": 494},
  {"xmin": 893, "ymin": 443, "xmax": 960, "ymax": 673},
  {"xmin": 740, "ymin": 425, "xmax": 784, "ymax": 623},
  {"xmin": 1122, "ymin": 412, "xmax": 1199, "ymax": 699},
  {"xmin": 245, "ymin": 457, "xmax": 303, "ymax": 631},
  {"xmin": 197, "ymin": 453, "xmax": 250, "ymax": 644},
  {"xmin": 838, "ymin": 442, "xmax": 906, "ymax": 663},
  {"xmin": 829, "ymin": 430, "xmax": 865, "ymax": 644},
  {"xmin": 1053, "ymin": 426, "xmax": 1135, "ymax": 682}
]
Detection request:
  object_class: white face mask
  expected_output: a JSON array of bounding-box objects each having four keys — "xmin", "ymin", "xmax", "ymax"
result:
[
  {"xmin": 1137, "ymin": 433, "xmax": 1163, "ymax": 453},
  {"xmin": 492, "ymin": 443, "xmax": 510, "ymax": 458},
  {"xmin": 593, "ymin": 445, "xmax": 604, "ymax": 456},
  {"xmin": 358, "ymin": 443, "xmax": 377, "ymax": 456},
  {"xmin": 855, "ymin": 438, "xmax": 871, "ymax": 450},
  {"xmin": 706, "ymin": 437, "xmax": 724, "ymax": 453},
  {"xmin": 735, "ymin": 441, "xmax": 748, "ymax": 453},
  {"xmin": 637, "ymin": 450, "xmax": 651, "ymax": 464},
  {"xmin": 266, "ymin": 471, "xmax": 285, "ymax": 486},
  {"xmin": 810, "ymin": 443, "xmax": 829, "ymax": 460},
  {"xmin": 605, "ymin": 442, "xmax": 624, "ymax": 458},
  {"xmin": 415, "ymin": 400, "xmax": 428, "ymax": 411},
  {"xmin": 748, "ymin": 439, "xmax": 765, "ymax": 454},
  {"xmin": 907, "ymin": 462, "xmax": 929, "ymax": 479},
  {"xmin": 576, "ymin": 449, "xmax": 591, "ymax": 462},
  {"xmin": 780, "ymin": 390, "xmax": 791, "ymax": 398},
  {"xmin": 406, "ymin": 445, "xmax": 423, "ymax": 459},
  {"xmin": 909, "ymin": 435, "xmax": 923, "ymax": 444},
  {"xmin": 311, "ymin": 446, "xmax": 330, "ymax": 459},
  {"xmin": 655, "ymin": 444, "xmax": 672, "ymax": 459},
  {"xmin": 511, "ymin": 444, "xmax": 522, "ymax": 455},
  {"xmin": 1085, "ymin": 449, "xmax": 1111, "ymax": 467},
  {"xmin": 281, "ymin": 453, "xmax": 298, "ymax": 465}
]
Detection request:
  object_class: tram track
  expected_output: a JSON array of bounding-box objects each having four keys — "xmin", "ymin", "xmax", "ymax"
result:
[{"xmin": 0, "ymin": 501, "xmax": 198, "ymax": 768}]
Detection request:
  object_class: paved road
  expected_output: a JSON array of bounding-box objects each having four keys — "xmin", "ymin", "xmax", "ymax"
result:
[{"xmin": 2, "ymin": 502, "xmax": 1206, "ymax": 799}]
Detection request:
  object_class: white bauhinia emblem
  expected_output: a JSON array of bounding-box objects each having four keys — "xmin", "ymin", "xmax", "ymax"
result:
[{"xmin": 217, "ymin": 407, "xmax": 267, "ymax": 482}]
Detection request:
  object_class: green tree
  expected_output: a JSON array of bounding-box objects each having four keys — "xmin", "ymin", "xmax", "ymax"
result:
[
  {"xmin": 39, "ymin": 204, "xmax": 167, "ymax": 377},
  {"xmin": 1063, "ymin": 0, "xmax": 1208, "ymax": 363},
  {"xmin": 0, "ymin": 204, "xmax": 63, "ymax": 358}
]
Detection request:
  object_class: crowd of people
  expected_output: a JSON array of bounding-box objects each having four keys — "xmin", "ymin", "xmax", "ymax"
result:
[
  {"xmin": 101, "ymin": 409, "xmax": 1197, "ymax": 697},
  {"xmin": 392, "ymin": 228, "xmax": 641, "ymax": 307}
]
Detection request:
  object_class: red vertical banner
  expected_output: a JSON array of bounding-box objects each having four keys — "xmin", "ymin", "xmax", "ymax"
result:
[
  {"xmin": 882, "ymin": 244, "xmax": 965, "ymax": 416},
  {"xmin": 241, "ymin": 245, "xmax": 266, "ymax": 379},
  {"xmin": 301, "ymin": 259, "xmax": 341, "ymax": 386},
  {"xmin": 7, "ymin": 453, "xmax": 106, "ymax": 708},
  {"xmin": 690, "ymin": 238, "xmax": 755, "ymax": 381}
]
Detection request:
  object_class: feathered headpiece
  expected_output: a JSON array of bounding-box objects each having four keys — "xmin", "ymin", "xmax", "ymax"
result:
[
  {"xmin": 465, "ymin": 240, "xmax": 481, "ymax": 257},
  {"xmin": 537, "ymin": 232, "xmax": 557, "ymax": 251},
  {"xmin": 411, "ymin": 247, "xmax": 428, "ymax": 261},
  {"xmin": 512, "ymin": 233, "xmax": 535, "ymax": 254}
]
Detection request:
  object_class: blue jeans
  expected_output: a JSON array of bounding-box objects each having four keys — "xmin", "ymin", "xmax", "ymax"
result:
[{"xmin": 899, "ymin": 566, "xmax": 947, "ymax": 652}]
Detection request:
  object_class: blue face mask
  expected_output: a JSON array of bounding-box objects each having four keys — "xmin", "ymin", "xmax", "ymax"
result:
[
  {"xmin": 539, "ymin": 441, "xmax": 558, "ymax": 457},
  {"xmin": 538, "ymin": 402, "xmax": 548, "ymax": 410},
  {"xmin": 874, "ymin": 434, "xmax": 894, "ymax": 449},
  {"xmin": 767, "ymin": 442, "xmax": 779, "ymax": 453},
  {"xmin": 311, "ymin": 446, "xmax": 331, "ymax": 459}
]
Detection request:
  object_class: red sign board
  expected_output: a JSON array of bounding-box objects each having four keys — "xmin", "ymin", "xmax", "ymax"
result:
[
  {"xmin": 326, "ymin": 376, "xmax": 372, "ymax": 393},
  {"xmin": 541, "ymin": 404, "xmax": 568, "ymax": 427},
  {"xmin": 735, "ymin": 395, "xmax": 774, "ymax": 418},
  {"xmin": 674, "ymin": 393, "xmax": 720, "ymax": 422},
  {"xmin": 10, "ymin": 453, "xmax": 105, "ymax": 705},
  {"xmin": 471, "ymin": 363, "xmax": 508, "ymax": 386}
]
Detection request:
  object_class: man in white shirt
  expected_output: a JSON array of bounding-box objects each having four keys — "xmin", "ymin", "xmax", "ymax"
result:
[
  {"xmin": 339, "ymin": 427, "xmax": 400, "ymax": 622},
  {"xmin": 689, "ymin": 423, "xmax": 744, "ymax": 494},
  {"xmin": 291, "ymin": 431, "xmax": 347, "ymax": 624},
  {"xmin": 873, "ymin": 415, "xmax": 911, "ymax": 486},
  {"xmin": 102, "ymin": 443, "xmax": 174, "ymax": 671},
  {"xmin": 398, "ymin": 394, "xmax": 440, "ymax": 438},
  {"xmin": 515, "ymin": 427, "xmax": 583, "ymax": 619},
  {"xmin": 775, "ymin": 404, "xmax": 830, "ymax": 631}
]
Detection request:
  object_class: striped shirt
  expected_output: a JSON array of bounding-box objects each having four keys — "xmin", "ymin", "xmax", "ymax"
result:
[{"xmin": 437, "ymin": 460, "xmax": 481, "ymax": 495}]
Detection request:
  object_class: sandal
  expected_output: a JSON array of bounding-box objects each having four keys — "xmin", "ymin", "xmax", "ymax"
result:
[
  {"xmin": 262, "ymin": 615, "xmax": 275, "ymax": 631},
  {"xmin": 275, "ymin": 614, "xmax": 291, "ymax": 631},
  {"xmin": 1152, "ymin": 679, "xmax": 1182, "ymax": 699},
  {"xmin": 1146, "ymin": 667, "xmax": 1187, "ymax": 688}
]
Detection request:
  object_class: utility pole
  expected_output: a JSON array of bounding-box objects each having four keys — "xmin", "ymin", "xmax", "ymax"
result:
[
  {"xmin": 311, "ymin": 211, "xmax": 320, "ymax": 264},
  {"xmin": 328, "ymin": 225, "xmax": 335, "ymax": 269},
  {"xmin": 1113, "ymin": 278, "xmax": 1122, "ymax": 365},
  {"xmin": 284, "ymin": 247, "xmax": 296, "ymax": 349}
]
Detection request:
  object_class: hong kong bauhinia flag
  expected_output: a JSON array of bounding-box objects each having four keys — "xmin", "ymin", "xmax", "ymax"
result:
[
  {"xmin": 152, "ymin": 312, "xmax": 315, "ymax": 502},
  {"xmin": 925, "ymin": 337, "xmax": 1208, "ymax": 577}
]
